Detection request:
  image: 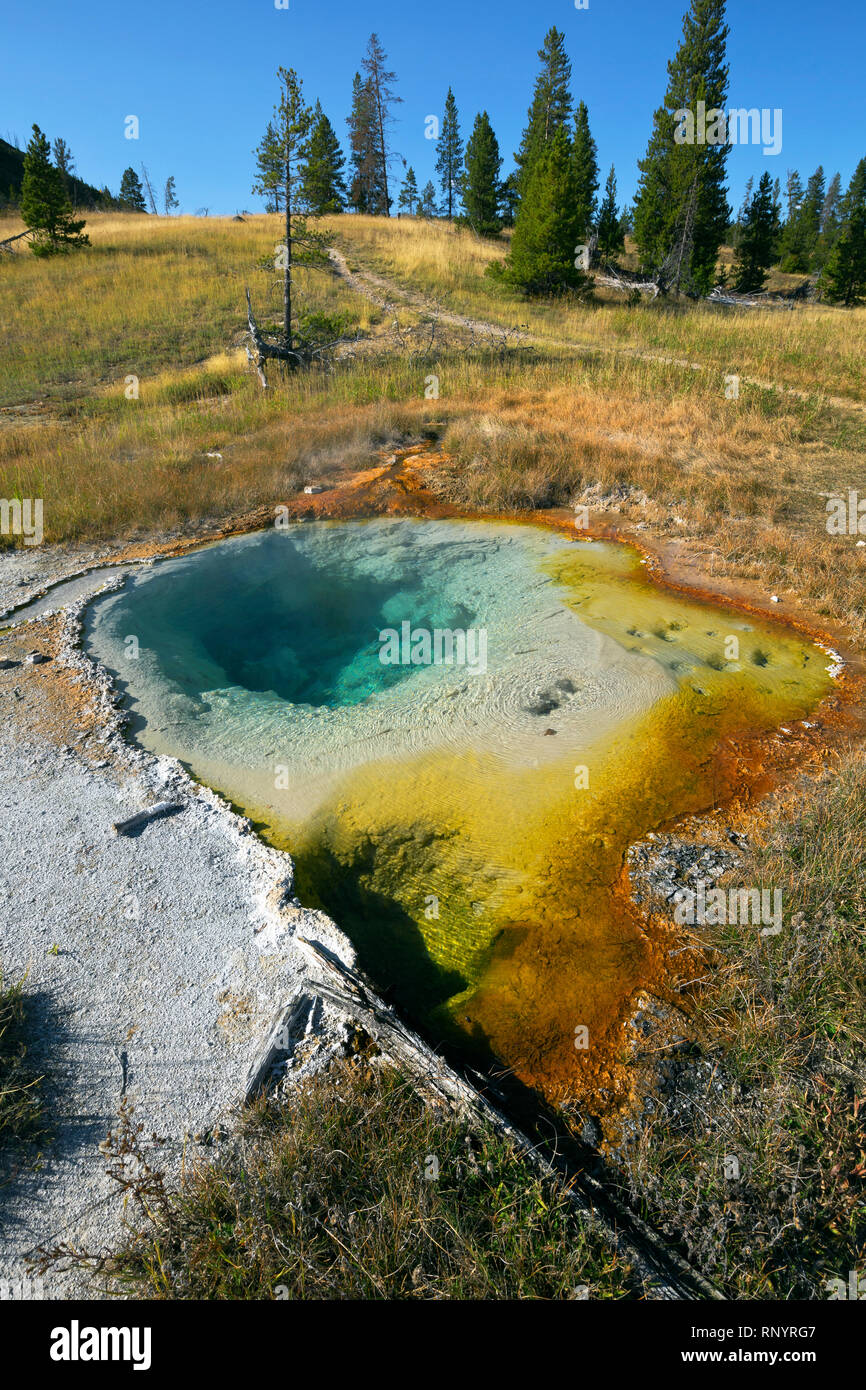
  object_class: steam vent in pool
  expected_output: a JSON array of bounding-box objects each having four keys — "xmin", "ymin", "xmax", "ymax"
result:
[{"xmin": 86, "ymin": 518, "xmax": 835, "ymax": 1101}]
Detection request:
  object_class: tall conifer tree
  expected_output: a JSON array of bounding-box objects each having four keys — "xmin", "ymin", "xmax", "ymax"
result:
[
  {"xmin": 419, "ymin": 180, "xmax": 437, "ymax": 218},
  {"xmin": 500, "ymin": 126, "xmax": 589, "ymax": 296},
  {"xmin": 119, "ymin": 166, "xmax": 147, "ymax": 211},
  {"xmin": 252, "ymin": 67, "xmax": 315, "ymax": 351},
  {"xmin": 514, "ymin": 28, "xmax": 573, "ymax": 198},
  {"xmin": 360, "ymin": 33, "xmax": 401, "ymax": 216},
  {"xmin": 733, "ymin": 171, "xmax": 779, "ymax": 292},
  {"xmin": 435, "ymin": 89, "xmax": 463, "ymax": 219},
  {"xmin": 398, "ymin": 166, "xmax": 419, "ymax": 215},
  {"xmin": 571, "ymin": 101, "xmax": 599, "ymax": 240},
  {"xmin": 300, "ymin": 102, "xmax": 347, "ymax": 214},
  {"xmin": 463, "ymin": 111, "xmax": 503, "ymax": 236},
  {"xmin": 597, "ymin": 165, "xmax": 625, "ymax": 257},
  {"xmin": 824, "ymin": 205, "xmax": 866, "ymax": 305},
  {"xmin": 21, "ymin": 125, "xmax": 89, "ymax": 254},
  {"xmin": 632, "ymin": 0, "xmax": 730, "ymax": 293}
]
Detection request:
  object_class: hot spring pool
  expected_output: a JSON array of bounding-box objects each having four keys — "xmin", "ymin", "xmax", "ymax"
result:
[{"xmin": 85, "ymin": 518, "xmax": 835, "ymax": 1098}]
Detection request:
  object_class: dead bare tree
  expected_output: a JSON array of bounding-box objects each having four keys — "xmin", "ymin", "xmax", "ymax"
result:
[{"xmin": 139, "ymin": 164, "xmax": 158, "ymax": 216}]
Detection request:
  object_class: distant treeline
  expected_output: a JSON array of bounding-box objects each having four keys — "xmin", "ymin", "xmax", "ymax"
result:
[
  {"xmin": 0, "ymin": 135, "xmax": 124, "ymax": 212},
  {"xmin": 6, "ymin": 1, "xmax": 866, "ymax": 302},
  {"xmin": 259, "ymin": 10, "xmax": 865, "ymax": 303},
  {"xmin": 0, "ymin": 136, "xmax": 177, "ymax": 217}
]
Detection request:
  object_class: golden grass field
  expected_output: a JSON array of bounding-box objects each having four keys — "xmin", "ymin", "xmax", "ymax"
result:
[{"xmin": 1, "ymin": 210, "xmax": 864, "ymax": 641}]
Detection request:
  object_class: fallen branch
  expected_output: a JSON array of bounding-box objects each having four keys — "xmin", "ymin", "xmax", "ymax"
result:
[
  {"xmin": 0, "ymin": 229, "xmax": 35, "ymax": 256},
  {"xmin": 283, "ymin": 935, "xmax": 725, "ymax": 1302}
]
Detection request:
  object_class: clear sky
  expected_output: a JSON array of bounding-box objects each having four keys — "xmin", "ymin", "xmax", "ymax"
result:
[{"xmin": 3, "ymin": 0, "xmax": 864, "ymax": 216}]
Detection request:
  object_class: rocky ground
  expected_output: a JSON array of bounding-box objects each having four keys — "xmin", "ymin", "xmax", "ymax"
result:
[{"xmin": 0, "ymin": 565, "xmax": 356, "ymax": 1298}]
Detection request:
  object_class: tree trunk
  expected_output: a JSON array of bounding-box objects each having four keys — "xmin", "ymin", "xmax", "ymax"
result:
[
  {"xmin": 284, "ymin": 156, "xmax": 293, "ymax": 350},
  {"xmin": 373, "ymin": 90, "xmax": 389, "ymax": 215}
]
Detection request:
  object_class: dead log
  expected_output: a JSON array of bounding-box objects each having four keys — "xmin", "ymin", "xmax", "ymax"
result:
[
  {"xmin": 0, "ymin": 229, "xmax": 35, "ymax": 255},
  {"xmin": 292, "ymin": 935, "xmax": 725, "ymax": 1301},
  {"xmin": 594, "ymin": 266, "xmax": 661, "ymax": 298}
]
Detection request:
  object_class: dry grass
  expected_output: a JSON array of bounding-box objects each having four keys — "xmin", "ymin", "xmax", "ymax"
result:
[
  {"xmin": 430, "ymin": 379, "xmax": 866, "ymax": 642},
  {"xmin": 1, "ymin": 210, "xmax": 864, "ymax": 583},
  {"xmin": 327, "ymin": 214, "xmax": 866, "ymax": 401},
  {"xmin": 87, "ymin": 1059, "xmax": 640, "ymax": 1300},
  {"xmin": 619, "ymin": 748, "xmax": 866, "ymax": 1298},
  {"xmin": 0, "ymin": 974, "xmax": 44, "ymax": 1154},
  {"xmin": 0, "ymin": 212, "xmax": 378, "ymax": 405}
]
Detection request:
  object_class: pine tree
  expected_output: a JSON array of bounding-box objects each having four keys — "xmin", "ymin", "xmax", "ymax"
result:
[
  {"xmin": 732, "ymin": 171, "xmax": 779, "ymax": 292},
  {"xmin": 780, "ymin": 166, "xmax": 824, "ymax": 271},
  {"xmin": 632, "ymin": 0, "xmax": 731, "ymax": 294},
  {"xmin": 801, "ymin": 166, "xmax": 826, "ymax": 263},
  {"xmin": 398, "ymin": 166, "xmax": 419, "ymax": 215},
  {"xmin": 462, "ymin": 111, "xmax": 503, "ymax": 236},
  {"xmin": 347, "ymin": 74, "xmax": 375, "ymax": 212},
  {"xmin": 571, "ymin": 100, "xmax": 599, "ymax": 240},
  {"xmin": 119, "ymin": 167, "xmax": 147, "ymax": 211},
  {"xmin": 435, "ymin": 88, "xmax": 463, "ymax": 219},
  {"xmin": 784, "ymin": 169, "xmax": 803, "ymax": 223},
  {"xmin": 52, "ymin": 137, "xmax": 75, "ymax": 202},
  {"xmin": 361, "ymin": 33, "xmax": 401, "ymax": 216},
  {"xmin": 823, "ymin": 206, "xmax": 866, "ymax": 306},
  {"xmin": 252, "ymin": 67, "xmax": 321, "ymax": 351},
  {"xmin": 840, "ymin": 157, "xmax": 866, "ymax": 222},
  {"xmin": 514, "ymin": 27, "xmax": 573, "ymax": 198},
  {"xmin": 732, "ymin": 175, "xmax": 754, "ymax": 249},
  {"xmin": 20, "ymin": 125, "xmax": 88, "ymax": 254},
  {"xmin": 163, "ymin": 175, "xmax": 179, "ymax": 215},
  {"xmin": 255, "ymin": 121, "xmax": 284, "ymax": 212},
  {"xmin": 499, "ymin": 126, "xmax": 589, "ymax": 296},
  {"xmin": 300, "ymin": 102, "xmax": 347, "ymax": 214},
  {"xmin": 500, "ymin": 171, "xmax": 520, "ymax": 227},
  {"xmin": 419, "ymin": 180, "xmax": 437, "ymax": 218},
  {"xmin": 815, "ymin": 172, "xmax": 842, "ymax": 267},
  {"xmin": 597, "ymin": 165, "xmax": 624, "ymax": 258}
]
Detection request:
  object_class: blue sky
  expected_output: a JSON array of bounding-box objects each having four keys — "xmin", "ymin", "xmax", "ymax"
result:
[{"xmin": 4, "ymin": 0, "xmax": 865, "ymax": 216}]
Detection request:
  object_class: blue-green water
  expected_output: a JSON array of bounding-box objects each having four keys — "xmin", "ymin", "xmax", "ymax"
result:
[{"xmin": 84, "ymin": 517, "xmax": 835, "ymax": 1098}]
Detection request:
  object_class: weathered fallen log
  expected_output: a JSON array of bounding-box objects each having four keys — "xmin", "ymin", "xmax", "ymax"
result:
[
  {"xmin": 112, "ymin": 800, "xmax": 184, "ymax": 836},
  {"xmin": 280, "ymin": 935, "xmax": 725, "ymax": 1302},
  {"xmin": 0, "ymin": 229, "xmax": 35, "ymax": 255},
  {"xmin": 594, "ymin": 266, "xmax": 661, "ymax": 298}
]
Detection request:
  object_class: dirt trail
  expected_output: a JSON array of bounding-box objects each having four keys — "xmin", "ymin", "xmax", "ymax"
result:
[{"xmin": 328, "ymin": 246, "xmax": 866, "ymax": 415}]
